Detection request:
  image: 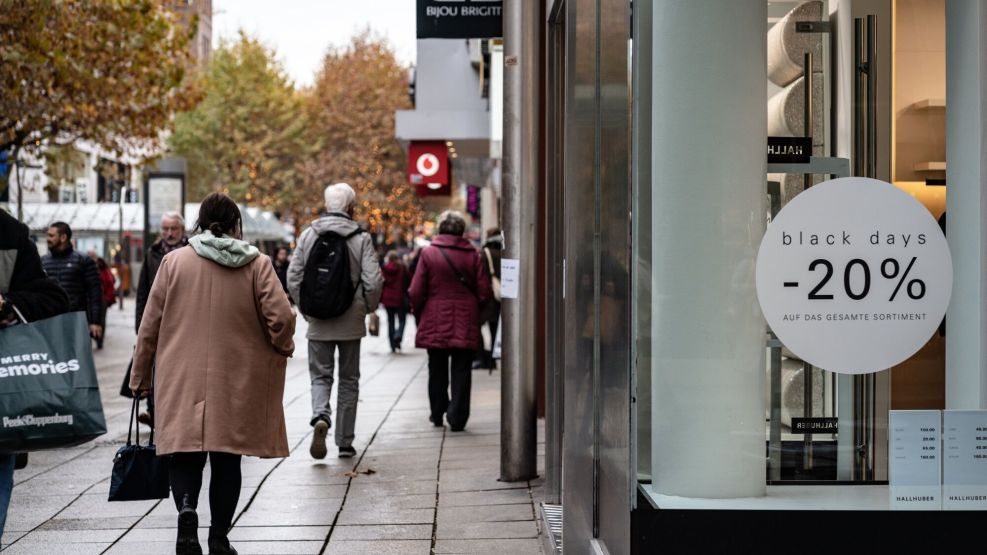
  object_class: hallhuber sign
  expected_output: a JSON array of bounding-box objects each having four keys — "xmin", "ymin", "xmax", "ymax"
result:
[{"xmin": 417, "ymin": 0, "xmax": 503, "ymax": 39}]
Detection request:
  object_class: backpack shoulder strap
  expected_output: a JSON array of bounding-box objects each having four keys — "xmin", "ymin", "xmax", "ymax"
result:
[{"xmin": 435, "ymin": 246, "xmax": 476, "ymax": 296}]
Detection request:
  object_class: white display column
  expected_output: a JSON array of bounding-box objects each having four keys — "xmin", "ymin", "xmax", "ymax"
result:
[
  {"xmin": 945, "ymin": 0, "xmax": 987, "ymax": 410},
  {"xmin": 651, "ymin": 0, "xmax": 767, "ymax": 498}
]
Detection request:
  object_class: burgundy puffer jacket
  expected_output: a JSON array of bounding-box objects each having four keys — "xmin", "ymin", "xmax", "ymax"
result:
[
  {"xmin": 381, "ymin": 261, "xmax": 409, "ymax": 309},
  {"xmin": 408, "ymin": 235, "xmax": 492, "ymax": 351}
]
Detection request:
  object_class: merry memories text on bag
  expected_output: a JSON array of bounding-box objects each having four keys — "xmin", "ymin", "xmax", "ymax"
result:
[{"xmin": 0, "ymin": 352, "xmax": 82, "ymax": 379}]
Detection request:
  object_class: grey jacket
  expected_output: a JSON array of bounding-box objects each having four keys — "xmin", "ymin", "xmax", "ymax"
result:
[{"xmin": 287, "ymin": 213, "xmax": 382, "ymax": 341}]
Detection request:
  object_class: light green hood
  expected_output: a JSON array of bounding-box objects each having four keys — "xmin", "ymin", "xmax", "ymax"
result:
[{"xmin": 189, "ymin": 231, "xmax": 260, "ymax": 268}]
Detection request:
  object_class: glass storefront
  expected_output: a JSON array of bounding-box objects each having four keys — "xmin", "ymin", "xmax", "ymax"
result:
[{"xmin": 542, "ymin": 0, "xmax": 986, "ymax": 552}]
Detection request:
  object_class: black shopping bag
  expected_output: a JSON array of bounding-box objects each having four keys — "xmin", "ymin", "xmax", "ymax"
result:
[
  {"xmin": 109, "ymin": 397, "xmax": 169, "ymax": 501},
  {"xmin": 0, "ymin": 311, "xmax": 107, "ymax": 452}
]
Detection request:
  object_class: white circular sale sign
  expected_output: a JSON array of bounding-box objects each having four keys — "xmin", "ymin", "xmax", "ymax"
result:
[{"xmin": 755, "ymin": 177, "xmax": 952, "ymax": 374}]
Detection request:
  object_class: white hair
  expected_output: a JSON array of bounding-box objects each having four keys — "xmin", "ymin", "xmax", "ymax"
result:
[
  {"xmin": 324, "ymin": 183, "xmax": 356, "ymax": 213},
  {"xmin": 161, "ymin": 211, "xmax": 185, "ymax": 226}
]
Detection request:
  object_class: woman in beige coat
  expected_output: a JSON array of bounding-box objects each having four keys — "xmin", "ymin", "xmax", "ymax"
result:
[{"xmin": 131, "ymin": 193, "xmax": 295, "ymax": 555}]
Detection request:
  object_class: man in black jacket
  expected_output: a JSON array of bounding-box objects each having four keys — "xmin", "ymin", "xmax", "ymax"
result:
[
  {"xmin": 0, "ymin": 208, "xmax": 70, "ymax": 541},
  {"xmin": 41, "ymin": 222, "xmax": 104, "ymax": 346}
]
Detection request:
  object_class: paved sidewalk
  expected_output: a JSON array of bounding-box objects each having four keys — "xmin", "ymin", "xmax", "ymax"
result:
[{"xmin": 1, "ymin": 301, "xmax": 545, "ymax": 554}]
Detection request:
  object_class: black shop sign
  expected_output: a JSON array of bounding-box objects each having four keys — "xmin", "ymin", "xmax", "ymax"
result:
[
  {"xmin": 417, "ymin": 0, "xmax": 503, "ymax": 39},
  {"xmin": 768, "ymin": 136, "xmax": 812, "ymax": 164}
]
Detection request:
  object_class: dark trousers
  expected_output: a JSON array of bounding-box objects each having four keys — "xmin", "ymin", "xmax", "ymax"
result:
[
  {"xmin": 385, "ymin": 307, "xmax": 407, "ymax": 351},
  {"xmin": 170, "ymin": 452, "xmax": 242, "ymax": 535},
  {"xmin": 427, "ymin": 348, "xmax": 475, "ymax": 430}
]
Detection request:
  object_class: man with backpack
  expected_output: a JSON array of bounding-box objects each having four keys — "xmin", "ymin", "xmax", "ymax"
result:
[{"xmin": 287, "ymin": 183, "xmax": 382, "ymax": 459}]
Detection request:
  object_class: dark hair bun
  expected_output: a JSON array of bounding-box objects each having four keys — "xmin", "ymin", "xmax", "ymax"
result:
[{"xmin": 209, "ymin": 222, "xmax": 225, "ymax": 237}]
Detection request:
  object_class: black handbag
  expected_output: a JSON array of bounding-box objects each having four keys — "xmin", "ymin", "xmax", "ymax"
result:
[{"xmin": 108, "ymin": 396, "xmax": 170, "ymax": 501}]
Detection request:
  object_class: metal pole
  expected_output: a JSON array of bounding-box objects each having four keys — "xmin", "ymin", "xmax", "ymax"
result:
[
  {"xmin": 802, "ymin": 51, "xmax": 814, "ymax": 472},
  {"xmin": 500, "ymin": 0, "xmax": 538, "ymax": 482}
]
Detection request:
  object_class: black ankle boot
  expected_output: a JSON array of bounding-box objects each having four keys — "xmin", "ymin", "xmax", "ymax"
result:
[
  {"xmin": 176, "ymin": 495, "xmax": 202, "ymax": 555},
  {"xmin": 208, "ymin": 527, "xmax": 238, "ymax": 555}
]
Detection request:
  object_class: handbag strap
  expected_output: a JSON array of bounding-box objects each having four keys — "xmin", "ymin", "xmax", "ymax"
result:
[
  {"xmin": 127, "ymin": 396, "xmax": 139, "ymax": 446},
  {"xmin": 484, "ymin": 248, "xmax": 497, "ymax": 279},
  {"xmin": 435, "ymin": 246, "xmax": 476, "ymax": 297}
]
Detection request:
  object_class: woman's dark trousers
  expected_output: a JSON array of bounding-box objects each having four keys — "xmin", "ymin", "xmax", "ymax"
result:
[
  {"xmin": 170, "ymin": 452, "xmax": 242, "ymax": 537},
  {"xmin": 427, "ymin": 348, "xmax": 475, "ymax": 430},
  {"xmin": 386, "ymin": 307, "xmax": 407, "ymax": 351}
]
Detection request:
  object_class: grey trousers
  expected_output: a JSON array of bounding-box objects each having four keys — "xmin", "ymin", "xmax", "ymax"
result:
[{"xmin": 308, "ymin": 339, "xmax": 361, "ymax": 448}]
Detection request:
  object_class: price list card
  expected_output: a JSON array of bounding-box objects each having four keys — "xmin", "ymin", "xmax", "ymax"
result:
[
  {"xmin": 890, "ymin": 410, "xmax": 941, "ymax": 510},
  {"xmin": 943, "ymin": 410, "xmax": 987, "ymax": 510}
]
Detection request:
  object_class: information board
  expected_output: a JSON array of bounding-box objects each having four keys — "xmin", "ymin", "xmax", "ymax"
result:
[
  {"xmin": 942, "ymin": 410, "xmax": 987, "ymax": 510},
  {"xmin": 889, "ymin": 410, "xmax": 941, "ymax": 510}
]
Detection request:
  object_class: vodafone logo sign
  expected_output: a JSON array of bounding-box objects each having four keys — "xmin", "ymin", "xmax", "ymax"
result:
[
  {"xmin": 407, "ymin": 141, "xmax": 449, "ymax": 195},
  {"xmin": 417, "ymin": 153, "xmax": 440, "ymax": 177}
]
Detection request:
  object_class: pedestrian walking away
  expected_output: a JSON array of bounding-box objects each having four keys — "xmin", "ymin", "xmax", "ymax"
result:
[
  {"xmin": 408, "ymin": 211, "xmax": 492, "ymax": 432},
  {"xmin": 287, "ymin": 183, "xmax": 383, "ymax": 460},
  {"xmin": 381, "ymin": 250, "xmax": 411, "ymax": 352},
  {"xmin": 272, "ymin": 246, "xmax": 291, "ymax": 300},
  {"xmin": 129, "ymin": 211, "xmax": 188, "ymax": 428},
  {"xmin": 41, "ymin": 222, "xmax": 104, "ymax": 348},
  {"xmin": 130, "ymin": 193, "xmax": 295, "ymax": 555},
  {"xmin": 95, "ymin": 257, "xmax": 115, "ymax": 349},
  {"xmin": 474, "ymin": 227, "xmax": 503, "ymax": 370},
  {"xmin": 0, "ymin": 208, "xmax": 70, "ymax": 544}
]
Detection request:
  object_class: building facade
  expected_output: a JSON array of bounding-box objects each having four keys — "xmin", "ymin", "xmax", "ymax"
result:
[{"xmin": 533, "ymin": 0, "xmax": 987, "ymax": 552}]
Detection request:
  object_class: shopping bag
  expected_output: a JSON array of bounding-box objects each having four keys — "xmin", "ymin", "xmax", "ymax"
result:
[
  {"xmin": 108, "ymin": 397, "xmax": 170, "ymax": 501},
  {"xmin": 0, "ymin": 311, "xmax": 107, "ymax": 452},
  {"xmin": 368, "ymin": 312, "xmax": 380, "ymax": 337}
]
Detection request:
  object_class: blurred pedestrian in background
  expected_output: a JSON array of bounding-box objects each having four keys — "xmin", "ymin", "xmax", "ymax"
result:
[
  {"xmin": 288, "ymin": 183, "xmax": 382, "ymax": 460},
  {"xmin": 474, "ymin": 228, "xmax": 503, "ymax": 370},
  {"xmin": 0, "ymin": 209, "xmax": 70, "ymax": 544},
  {"xmin": 41, "ymin": 222, "xmax": 103, "ymax": 348},
  {"xmin": 128, "ymin": 211, "xmax": 188, "ymax": 427},
  {"xmin": 380, "ymin": 250, "xmax": 410, "ymax": 353},
  {"xmin": 272, "ymin": 246, "xmax": 290, "ymax": 298},
  {"xmin": 95, "ymin": 257, "xmax": 116, "ymax": 349},
  {"xmin": 131, "ymin": 193, "xmax": 295, "ymax": 555},
  {"xmin": 408, "ymin": 211, "xmax": 492, "ymax": 431}
]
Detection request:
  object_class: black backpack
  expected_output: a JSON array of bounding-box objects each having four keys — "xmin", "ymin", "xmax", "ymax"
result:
[{"xmin": 299, "ymin": 228, "xmax": 364, "ymax": 319}]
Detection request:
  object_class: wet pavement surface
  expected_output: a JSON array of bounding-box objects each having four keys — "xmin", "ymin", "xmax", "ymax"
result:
[{"xmin": 1, "ymin": 300, "xmax": 545, "ymax": 554}]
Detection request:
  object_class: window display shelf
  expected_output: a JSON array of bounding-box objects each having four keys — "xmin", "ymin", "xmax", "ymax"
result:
[
  {"xmin": 907, "ymin": 98, "xmax": 946, "ymax": 111},
  {"xmin": 643, "ymin": 484, "xmax": 889, "ymax": 511},
  {"xmin": 913, "ymin": 161, "xmax": 946, "ymax": 172}
]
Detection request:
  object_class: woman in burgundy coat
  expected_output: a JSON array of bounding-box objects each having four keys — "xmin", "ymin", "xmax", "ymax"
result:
[{"xmin": 408, "ymin": 211, "xmax": 492, "ymax": 431}]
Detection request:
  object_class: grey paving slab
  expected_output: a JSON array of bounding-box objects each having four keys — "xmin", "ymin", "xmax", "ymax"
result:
[
  {"xmin": 1, "ymin": 541, "xmax": 112, "ymax": 555},
  {"xmin": 325, "ymin": 539, "xmax": 432, "ymax": 554},
  {"xmin": 436, "ymin": 503, "xmax": 536, "ymax": 524},
  {"xmin": 231, "ymin": 540, "xmax": 326, "ymax": 554},
  {"xmin": 342, "ymin": 492, "xmax": 436, "ymax": 510},
  {"xmin": 439, "ymin": 488, "xmax": 535, "ymax": 507},
  {"xmin": 13, "ymin": 528, "xmax": 123, "ymax": 544},
  {"xmin": 250, "ymin": 484, "xmax": 348, "ymax": 500},
  {"xmin": 335, "ymin": 507, "xmax": 435, "ymax": 526},
  {"xmin": 228, "ymin": 526, "xmax": 330, "ymax": 542},
  {"xmin": 347, "ymin": 479, "xmax": 437, "ymax": 496},
  {"xmin": 330, "ymin": 523, "xmax": 432, "ymax": 541},
  {"xmin": 433, "ymin": 538, "xmax": 545, "ymax": 554},
  {"xmin": 234, "ymin": 498, "xmax": 342, "ymax": 527},
  {"xmin": 436, "ymin": 520, "xmax": 540, "ymax": 540}
]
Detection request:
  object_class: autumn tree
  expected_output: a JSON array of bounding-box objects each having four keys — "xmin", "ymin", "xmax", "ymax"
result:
[
  {"xmin": 169, "ymin": 32, "xmax": 308, "ymax": 211},
  {"xmin": 0, "ymin": 0, "xmax": 197, "ymax": 169},
  {"xmin": 300, "ymin": 32, "xmax": 420, "ymax": 231}
]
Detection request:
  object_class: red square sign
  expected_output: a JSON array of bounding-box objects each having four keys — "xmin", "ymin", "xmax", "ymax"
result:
[{"xmin": 408, "ymin": 141, "xmax": 450, "ymax": 196}]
